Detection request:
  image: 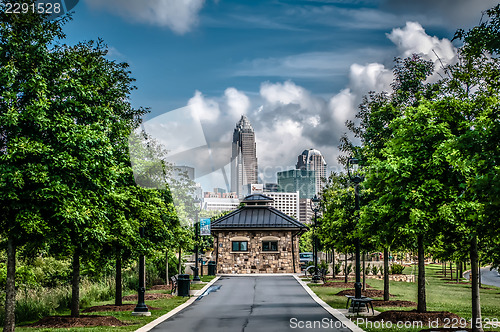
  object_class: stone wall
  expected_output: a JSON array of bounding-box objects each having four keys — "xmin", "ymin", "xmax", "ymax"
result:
[{"xmin": 214, "ymin": 230, "xmax": 301, "ymax": 274}]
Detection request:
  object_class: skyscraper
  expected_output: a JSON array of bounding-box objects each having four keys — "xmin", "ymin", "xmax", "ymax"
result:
[
  {"xmin": 277, "ymin": 169, "xmax": 316, "ymax": 199},
  {"xmin": 231, "ymin": 115, "xmax": 258, "ymax": 197},
  {"xmin": 296, "ymin": 148, "xmax": 327, "ymax": 195}
]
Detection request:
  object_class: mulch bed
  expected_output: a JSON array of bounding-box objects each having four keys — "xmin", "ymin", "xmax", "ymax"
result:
[
  {"xmin": 372, "ymin": 300, "xmax": 416, "ymax": 307},
  {"xmin": 335, "ymin": 289, "xmax": 393, "ymax": 298},
  {"xmin": 318, "ymin": 282, "xmax": 372, "ymax": 288},
  {"xmin": 367, "ymin": 310, "xmax": 463, "ymax": 326},
  {"xmin": 149, "ymin": 284, "xmax": 173, "ymax": 291},
  {"xmin": 28, "ymin": 315, "xmax": 129, "ymax": 328},
  {"xmin": 82, "ymin": 304, "xmax": 160, "ymax": 312},
  {"xmin": 122, "ymin": 292, "xmax": 173, "ymax": 301}
]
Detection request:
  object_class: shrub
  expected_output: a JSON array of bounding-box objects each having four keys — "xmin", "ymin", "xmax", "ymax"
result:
[
  {"xmin": 371, "ymin": 265, "xmax": 379, "ymax": 276},
  {"xmin": 346, "ymin": 263, "xmax": 352, "ymax": 275},
  {"xmin": 365, "ymin": 263, "xmax": 371, "ymax": 275},
  {"xmin": 334, "ymin": 262, "xmax": 342, "ymax": 275},
  {"xmin": 319, "ymin": 260, "xmax": 328, "ymax": 271},
  {"xmin": 390, "ymin": 263, "xmax": 405, "ymax": 274}
]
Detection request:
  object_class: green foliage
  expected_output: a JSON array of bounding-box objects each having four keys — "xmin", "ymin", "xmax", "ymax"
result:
[
  {"xmin": 365, "ymin": 263, "xmax": 371, "ymax": 275},
  {"xmin": 390, "ymin": 264, "xmax": 405, "ymax": 275},
  {"xmin": 345, "ymin": 263, "xmax": 352, "ymax": 276},
  {"xmin": 371, "ymin": 265, "xmax": 379, "ymax": 276},
  {"xmin": 334, "ymin": 262, "xmax": 342, "ymax": 276},
  {"xmin": 319, "ymin": 260, "xmax": 328, "ymax": 271}
]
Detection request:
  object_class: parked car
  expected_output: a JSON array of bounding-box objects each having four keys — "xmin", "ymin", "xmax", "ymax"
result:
[{"xmin": 299, "ymin": 252, "xmax": 313, "ymax": 270}]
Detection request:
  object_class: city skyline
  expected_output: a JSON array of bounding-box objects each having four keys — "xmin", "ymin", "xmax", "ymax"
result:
[{"xmin": 61, "ymin": 0, "xmax": 497, "ymax": 184}]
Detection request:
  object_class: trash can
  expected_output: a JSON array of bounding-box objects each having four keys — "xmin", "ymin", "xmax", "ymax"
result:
[
  {"xmin": 208, "ymin": 261, "xmax": 216, "ymax": 276},
  {"xmin": 177, "ymin": 274, "xmax": 191, "ymax": 297}
]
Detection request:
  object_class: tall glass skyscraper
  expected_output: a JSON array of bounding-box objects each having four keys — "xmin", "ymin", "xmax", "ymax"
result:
[
  {"xmin": 296, "ymin": 148, "xmax": 327, "ymax": 195},
  {"xmin": 231, "ymin": 115, "xmax": 258, "ymax": 197}
]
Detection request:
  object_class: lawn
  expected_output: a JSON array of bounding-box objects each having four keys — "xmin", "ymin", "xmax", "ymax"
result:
[
  {"xmin": 15, "ymin": 275, "xmax": 217, "ymax": 332},
  {"xmin": 309, "ymin": 264, "xmax": 500, "ymax": 332}
]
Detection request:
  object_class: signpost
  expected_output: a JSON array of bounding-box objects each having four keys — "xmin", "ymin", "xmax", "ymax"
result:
[{"xmin": 200, "ymin": 218, "xmax": 211, "ymax": 236}]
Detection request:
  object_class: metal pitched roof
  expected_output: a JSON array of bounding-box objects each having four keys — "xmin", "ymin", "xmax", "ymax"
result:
[{"xmin": 211, "ymin": 205, "xmax": 308, "ymax": 230}]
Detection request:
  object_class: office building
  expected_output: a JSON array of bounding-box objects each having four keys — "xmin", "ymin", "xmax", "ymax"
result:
[
  {"xmin": 277, "ymin": 169, "xmax": 316, "ymax": 199},
  {"xmin": 296, "ymin": 149, "xmax": 327, "ymax": 194},
  {"xmin": 231, "ymin": 115, "xmax": 258, "ymax": 197}
]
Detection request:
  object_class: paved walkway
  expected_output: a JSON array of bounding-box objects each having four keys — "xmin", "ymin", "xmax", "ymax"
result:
[
  {"xmin": 464, "ymin": 267, "xmax": 500, "ymax": 288},
  {"xmin": 149, "ymin": 275, "xmax": 359, "ymax": 332}
]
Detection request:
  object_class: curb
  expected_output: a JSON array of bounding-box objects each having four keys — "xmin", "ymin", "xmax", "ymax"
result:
[
  {"xmin": 135, "ymin": 276, "xmax": 221, "ymax": 332},
  {"xmin": 293, "ymin": 275, "xmax": 365, "ymax": 332}
]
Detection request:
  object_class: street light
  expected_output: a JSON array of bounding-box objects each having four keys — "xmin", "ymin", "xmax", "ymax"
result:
[
  {"xmin": 310, "ymin": 194, "xmax": 321, "ymax": 283},
  {"xmin": 347, "ymin": 157, "xmax": 364, "ymax": 302},
  {"xmin": 193, "ymin": 197, "xmax": 202, "ymax": 283},
  {"xmin": 132, "ymin": 226, "xmax": 151, "ymax": 316}
]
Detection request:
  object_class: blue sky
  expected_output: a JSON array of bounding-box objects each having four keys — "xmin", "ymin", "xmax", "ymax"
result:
[{"xmin": 63, "ymin": 0, "xmax": 498, "ymax": 191}]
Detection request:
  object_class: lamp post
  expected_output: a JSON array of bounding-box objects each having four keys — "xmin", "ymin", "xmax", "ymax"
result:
[
  {"xmin": 310, "ymin": 194, "xmax": 321, "ymax": 283},
  {"xmin": 132, "ymin": 226, "xmax": 151, "ymax": 316},
  {"xmin": 193, "ymin": 197, "xmax": 202, "ymax": 283},
  {"xmin": 347, "ymin": 157, "xmax": 363, "ymax": 301}
]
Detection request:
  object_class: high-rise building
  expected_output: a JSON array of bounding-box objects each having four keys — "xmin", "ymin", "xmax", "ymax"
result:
[
  {"xmin": 299, "ymin": 198, "xmax": 314, "ymax": 225},
  {"xmin": 277, "ymin": 169, "xmax": 316, "ymax": 199},
  {"xmin": 296, "ymin": 149, "xmax": 327, "ymax": 195},
  {"xmin": 264, "ymin": 191, "xmax": 300, "ymax": 220},
  {"xmin": 231, "ymin": 115, "xmax": 258, "ymax": 197}
]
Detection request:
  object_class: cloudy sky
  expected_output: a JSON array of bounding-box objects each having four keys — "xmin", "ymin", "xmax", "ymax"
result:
[{"xmin": 65, "ymin": 0, "xmax": 498, "ymax": 192}]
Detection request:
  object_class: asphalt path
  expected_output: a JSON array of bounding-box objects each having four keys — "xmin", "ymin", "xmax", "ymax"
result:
[
  {"xmin": 151, "ymin": 276, "xmax": 354, "ymax": 332},
  {"xmin": 464, "ymin": 267, "xmax": 500, "ymax": 288}
]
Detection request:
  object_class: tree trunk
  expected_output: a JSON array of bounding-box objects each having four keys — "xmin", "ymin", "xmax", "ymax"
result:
[
  {"xmin": 71, "ymin": 248, "xmax": 81, "ymax": 317},
  {"xmin": 115, "ymin": 252, "xmax": 122, "ymax": 306},
  {"xmin": 383, "ymin": 247, "xmax": 390, "ymax": 301},
  {"xmin": 478, "ymin": 260, "xmax": 482, "ymax": 288},
  {"xmin": 456, "ymin": 262, "xmax": 459, "ymax": 282},
  {"xmin": 178, "ymin": 247, "xmax": 182, "ymax": 275},
  {"xmin": 362, "ymin": 252, "xmax": 366, "ymax": 291},
  {"xmin": 444, "ymin": 261, "xmax": 447, "ymax": 278},
  {"xmin": 166, "ymin": 249, "xmax": 169, "ymax": 286},
  {"xmin": 332, "ymin": 248, "xmax": 336, "ymax": 278},
  {"xmin": 450, "ymin": 261, "xmax": 453, "ymax": 280},
  {"xmin": 417, "ymin": 234, "xmax": 427, "ymax": 313},
  {"xmin": 4, "ymin": 237, "xmax": 16, "ymax": 332},
  {"xmin": 344, "ymin": 253, "xmax": 348, "ymax": 283},
  {"xmin": 471, "ymin": 236, "xmax": 483, "ymax": 332}
]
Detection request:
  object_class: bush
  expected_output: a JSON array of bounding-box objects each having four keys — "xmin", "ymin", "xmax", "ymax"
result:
[
  {"xmin": 371, "ymin": 265, "xmax": 379, "ymax": 276},
  {"xmin": 390, "ymin": 263, "xmax": 405, "ymax": 274},
  {"xmin": 319, "ymin": 260, "xmax": 328, "ymax": 271},
  {"xmin": 345, "ymin": 263, "xmax": 352, "ymax": 275},
  {"xmin": 334, "ymin": 262, "xmax": 342, "ymax": 275},
  {"xmin": 365, "ymin": 263, "xmax": 371, "ymax": 275}
]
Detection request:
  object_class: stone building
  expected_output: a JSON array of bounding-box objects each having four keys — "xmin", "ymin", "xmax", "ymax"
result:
[{"xmin": 211, "ymin": 194, "xmax": 308, "ymax": 274}]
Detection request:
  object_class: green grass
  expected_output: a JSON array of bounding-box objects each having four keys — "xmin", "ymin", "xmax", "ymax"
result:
[
  {"xmin": 15, "ymin": 275, "xmax": 218, "ymax": 331},
  {"xmin": 15, "ymin": 292, "xmax": 189, "ymax": 332},
  {"xmin": 309, "ymin": 264, "xmax": 500, "ymax": 332}
]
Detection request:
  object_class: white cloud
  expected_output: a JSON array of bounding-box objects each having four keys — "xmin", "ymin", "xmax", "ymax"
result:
[
  {"xmin": 85, "ymin": 0, "xmax": 205, "ymax": 34},
  {"xmin": 349, "ymin": 63, "xmax": 393, "ymax": 95},
  {"xmin": 224, "ymin": 87, "xmax": 250, "ymax": 120},
  {"xmin": 387, "ymin": 22, "xmax": 457, "ymax": 64},
  {"xmin": 328, "ymin": 89, "xmax": 356, "ymax": 126},
  {"xmin": 188, "ymin": 90, "xmax": 220, "ymax": 123}
]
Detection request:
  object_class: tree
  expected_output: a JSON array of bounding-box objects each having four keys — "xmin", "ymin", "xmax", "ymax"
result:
[
  {"xmin": 0, "ymin": 1, "xmax": 148, "ymax": 324},
  {"xmin": 0, "ymin": 2, "xmax": 68, "ymax": 328}
]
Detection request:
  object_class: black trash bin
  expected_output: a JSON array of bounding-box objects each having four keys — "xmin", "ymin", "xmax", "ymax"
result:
[
  {"xmin": 177, "ymin": 274, "xmax": 190, "ymax": 297},
  {"xmin": 207, "ymin": 261, "xmax": 216, "ymax": 276}
]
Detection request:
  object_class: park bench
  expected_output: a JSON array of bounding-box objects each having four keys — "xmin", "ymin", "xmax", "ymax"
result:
[{"xmin": 304, "ymin": 266, "xmax": 328, "ymax": 283}]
